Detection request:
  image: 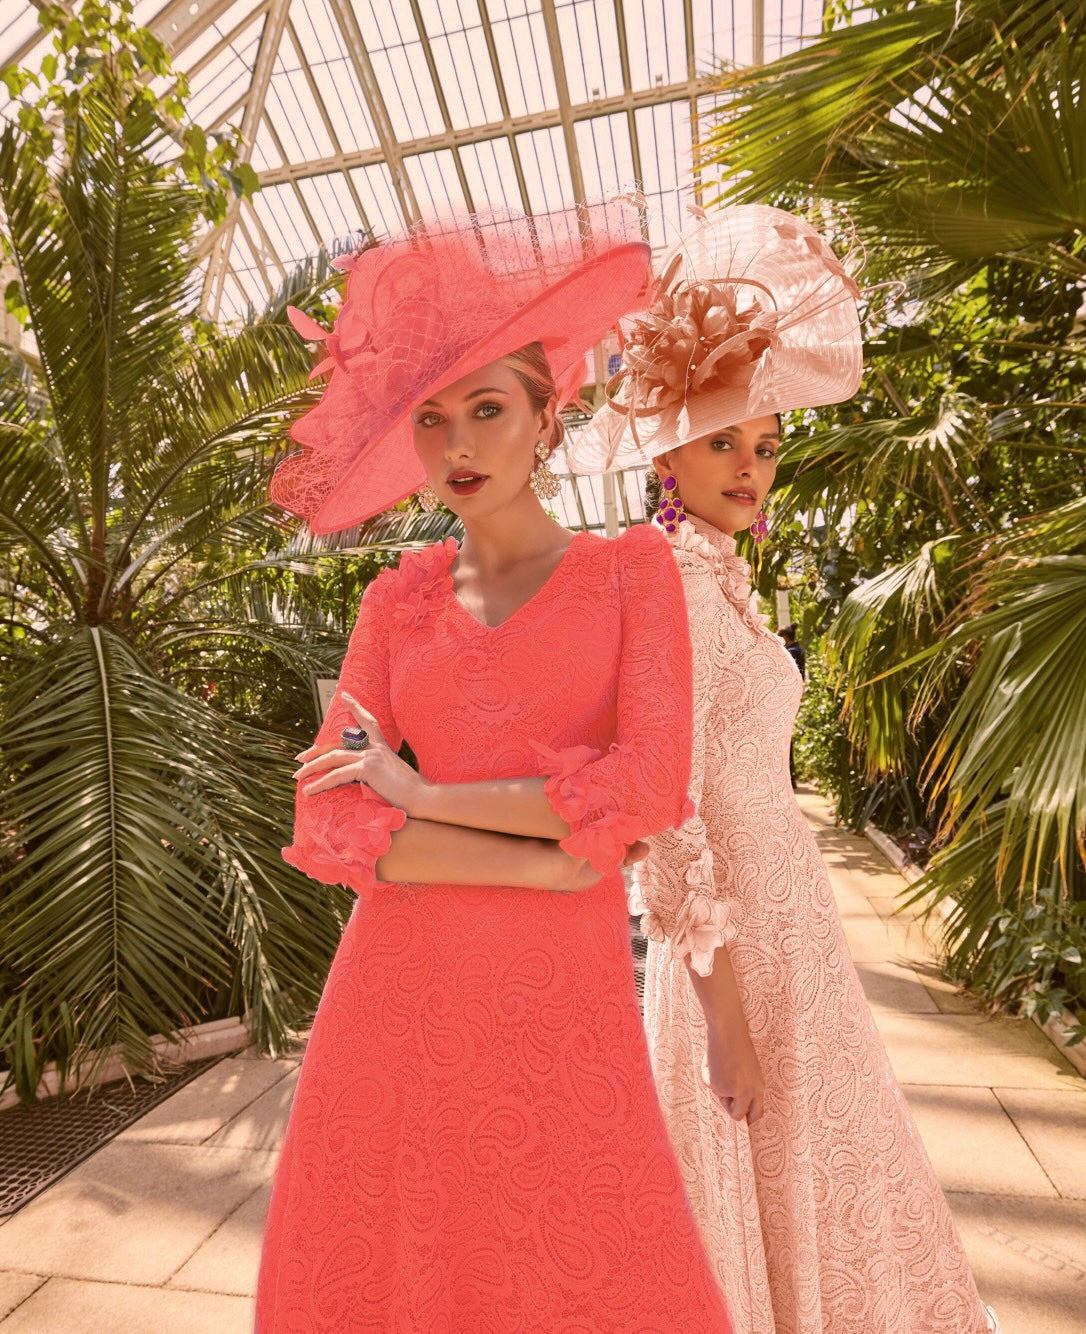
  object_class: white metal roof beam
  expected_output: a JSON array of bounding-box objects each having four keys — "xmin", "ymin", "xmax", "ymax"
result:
[
  {"xmin": 539, "ymin": 0, "xmax": 587, "ymax": 205},
  {"xmin": 611, "ymin": 0, "xmax": 647, "ymax": 235},
  {"xmin": 326, "ymin": 0, "xmax": 419, "ymax": 228},
  {"xmin": 475, "ymin": 0, "xmax": 534, "ymax": 215},
  {"xmin": 406, "ymin": 0, "xmax": 476, "ymax": 214},
  {"xmin": 255, "ymin": 76, "xmax": 718, "ymax": 189},
  {"xmin": 683, "ymin": 0, "xmax": 702, "ymax": 206},
  {"xmin": 150, "ymin": 0, "xmax": 267, "ymax": 59},
  {"xmin": 202, "ymin": 0, "xmax": 291, "ymax": 318}
]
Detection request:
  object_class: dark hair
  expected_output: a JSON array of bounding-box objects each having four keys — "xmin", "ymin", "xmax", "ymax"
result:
[
  {"xmin": 499, "ymin": 342, "xmax": 565, "ymax": 453},
  {"xmin": 644, "ymin": 468, "xmax": 663, "ymax": 512},
  {"xmin": 779, "ymin": 624, "xmax": 796, "ymax": 643}
]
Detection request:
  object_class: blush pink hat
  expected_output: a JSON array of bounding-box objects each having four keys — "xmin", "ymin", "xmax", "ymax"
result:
[
  {"xmin": 271, "ymin": 205, "xmax": 650, "ymax": 533},
  {"xmin": 567, "ymin": 204, "xmax": 863, "ymax": 473}
]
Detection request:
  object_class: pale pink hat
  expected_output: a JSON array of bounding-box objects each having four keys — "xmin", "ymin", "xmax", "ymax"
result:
[
  {"xmin": 271, "ymin": 205, "xmax": 650, "ymax": 533},
  {"xmin": 567, "ymin": 205, "xmax": 863, "ymax": 473}
]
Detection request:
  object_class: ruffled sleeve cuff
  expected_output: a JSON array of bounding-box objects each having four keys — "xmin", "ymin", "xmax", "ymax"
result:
[
  {"xmin": 641, "ymin": 847, "xmax": 735, "ymax": 976},
  {"xmin": 283, "ymin": 784, "xmax": 407, "ymax": 899},
  {"xmin": 533, "ymin": 740, "xmax": 661, "ymax": 875}
]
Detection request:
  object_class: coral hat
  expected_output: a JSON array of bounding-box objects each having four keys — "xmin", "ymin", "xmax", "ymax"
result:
[
  {"xmin": 271, "ymin": 205, "xmax": 650, "ymax": 533},
  {"xmin": 567, "ymin": 204, "xmax": 864, "ymax": 473}
]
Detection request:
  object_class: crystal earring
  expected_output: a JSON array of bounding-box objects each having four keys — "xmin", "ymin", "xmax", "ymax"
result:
[
  {"xmin": 528, "ymin": 440, "xmax": 562, "ymax": 500},
  {"xmin": 750, "ymin": 508, "xmax": 769, "ymax": 544},
  {"xmin": 654, "ymin": 475, "xmax": 688, "ymax": 534},
  {"xmin": 417, "ymin": 481, "xmax": 439, "ymax": 512}
]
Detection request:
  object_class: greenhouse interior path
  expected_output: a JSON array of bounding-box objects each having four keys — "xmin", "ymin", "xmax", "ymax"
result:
[{"xmin": 0, "ymin": 789, "xmax": 1083, "ymax": 1332}]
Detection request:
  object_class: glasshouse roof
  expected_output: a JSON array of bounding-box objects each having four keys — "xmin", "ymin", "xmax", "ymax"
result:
[{"xmin": 2, "ymin": 0, "xmax": 824, "ymax": 324}]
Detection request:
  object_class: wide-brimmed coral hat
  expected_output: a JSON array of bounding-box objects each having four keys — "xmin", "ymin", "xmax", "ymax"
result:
[
  {"xmin": 271, "ymin": 205, "xmax": 650, "ymax": 533},
  {"xmin": 567, "ymin": 204, "xmax": 863, "ymax": 473}
]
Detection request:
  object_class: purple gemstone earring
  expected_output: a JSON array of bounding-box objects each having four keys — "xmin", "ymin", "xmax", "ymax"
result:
[
  {"xmin": 750, "ymin": 508, "xmax": 769, "ymax": 544},
  {"xmin": 654, "ymin": 475, "xmax": 688, "ymax": 534}
]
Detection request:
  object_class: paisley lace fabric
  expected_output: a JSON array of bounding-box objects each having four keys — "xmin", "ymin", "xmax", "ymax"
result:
[
  {"xmin": 257, "ymin": 524, "xmax": 732, "ymax": 1332},
  {"xmin": 639, "ymin": 515, "xmax": 989, "ymax": 1334}
]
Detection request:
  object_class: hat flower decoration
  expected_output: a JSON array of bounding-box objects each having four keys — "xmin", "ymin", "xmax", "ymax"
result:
[
  {"xmin": 270, "ymin": 205, "xmax": 651, "ymax": 534},
  {"xmin": 567, "ymin": 203, "xmax": 865, "ymax": 474}
]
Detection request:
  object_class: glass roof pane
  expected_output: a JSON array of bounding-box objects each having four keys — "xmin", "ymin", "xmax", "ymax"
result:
[
  {"xmin": 185, "ymin": 14, "xmax": 263, "ymax": 128},
  {"xmin": 348, "ymin": 163, "xmax": 409, "ymax": 236},
  {"xmin": 575, "ymin": 114, "xmax": 636, "ymax": 200},
  {"xmin": 625, "ymin": 0, "xmax": 688, "ymax": 90},
  {"xmin": 489, "ymin": 6, "xmax": 557, "ymax": 119},
  {"xmin": 635, "ymin": 101, "xmax": 688, "ymax": 248},
  {"xmin": 251, "ymin": 183, "xmax": 323, "ymax": 265},
  {"xmin": 515, "ymin": 125, "xmax": 574, "ymax": 215},
  {"xmin": 693, "ymin": 0, "xmax": 743, "ymax": 68},
  {"xmin": 0, "ymin": 6, "xmax": 42, "ymax": 56},
  {"xmin": 296, "ymin": 172, "xmax": 371, "ymax": 247},
  {"xmin": 457, "ymin": 138, "xmax": 525, "ymax": 215},
  {"xmin": 405, "ymin": 149, "xmax": 468, "ymax": 216},
  {"xmin": 251, "ymin": 117, "xmax": 284, "ymax": 172},
  {"xmin": 425, "ymin": 24, "xmax": 503, "ymax": 130},
  {"xmin": 265, "ymin": 53, "xmax": 339, "ymax": 161},
  {"xmin": 557, "ymin": 1, "xmax": 623, "ymax": 104},
  {"xmin": 352, "ymin": 0, "xmax": 445, "ymax": 139},
  {"xmin": 290, "ymin": 1, "xmax": 380, "ymax": 151}
]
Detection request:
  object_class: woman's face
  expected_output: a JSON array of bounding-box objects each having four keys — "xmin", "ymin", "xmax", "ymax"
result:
[
  {"xmin": 656, "ymin": 414, "xmax": 780, "ymax": 536},
  {"xmin": 412, "ymin": 359, "xmax": 554, "ymax": 520}
]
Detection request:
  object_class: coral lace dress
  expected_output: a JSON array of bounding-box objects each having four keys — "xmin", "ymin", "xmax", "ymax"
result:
[
  {"xmin": 639, "ymin": 516, "xmax": 988, "ymax": 1333},
  {"xmin": 256, "ymin": 525, "xmax": 731, "ymax": 1332}
]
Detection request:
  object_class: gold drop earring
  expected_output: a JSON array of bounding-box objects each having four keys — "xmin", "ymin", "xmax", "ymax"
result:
[
  {"xmin": 528, "ymin": 440, "xmax": 562, "ymax": 500},
  {"xmin": 417, "ymin": 481, "xmax": 439, "ymax": 512}
]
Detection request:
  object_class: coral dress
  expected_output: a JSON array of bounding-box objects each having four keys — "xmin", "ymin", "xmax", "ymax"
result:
[
  {"xmin": 256, "ymin": 525, "xmax": 732, "ymax": 1332},
  {"xmin": 639, "ymin": 515, "xmax": 988, "ymax": 1334}
]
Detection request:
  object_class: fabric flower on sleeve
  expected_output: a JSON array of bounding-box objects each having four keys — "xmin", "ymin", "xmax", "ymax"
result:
[
  {"xmin": 283, "ymin": 783, "xmax": 407, "ymax": 900},
  {"xmin": 642, "ymin": 844, "xmax": 735, "ymax": 976},
  {"xmin": 533, "ymin": 739, "xmax": 647, "ymax": 874}
]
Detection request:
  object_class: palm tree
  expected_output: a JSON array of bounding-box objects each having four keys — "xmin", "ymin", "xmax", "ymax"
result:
[
  {"xmin": 0, "ymin": 12, "xmax": 454, "ymax": 1100},
  {"xmin": 701, "ymin": 0, "xmax": 1086, "ymax": 1020}
]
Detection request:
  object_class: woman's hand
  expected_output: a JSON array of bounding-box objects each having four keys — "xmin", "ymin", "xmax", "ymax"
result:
[
  {"xmin": 295, "ymin": 693, "xmax": 427, "ymax": 815},
  {"xmin": 703, "ymin": 1025, "xmax": 765, "ymax": 1124}
]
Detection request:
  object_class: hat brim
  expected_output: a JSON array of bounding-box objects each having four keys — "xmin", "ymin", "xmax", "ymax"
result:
[{"xmin": 306, "ymin": 242, "xmax": 649, "ymax": 534}]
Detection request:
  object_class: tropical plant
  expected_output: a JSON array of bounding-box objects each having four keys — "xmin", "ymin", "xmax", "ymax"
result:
[
  {"xmin": 0, "ymin": 2, "xmax": 455, "ymax": 1101},
  {"xmin": 705, "ymin": 0, "xmax": 1086, "ymax": 1024}
]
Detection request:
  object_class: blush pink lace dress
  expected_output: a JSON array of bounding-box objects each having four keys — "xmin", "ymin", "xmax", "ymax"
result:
[
  {"xmin": 256, "ymin": 525, "xmax": 732, "ymax": 1333},
  {"xmin": 639, "ymin": 514, "xmax": 989, "ymax": 1334}
]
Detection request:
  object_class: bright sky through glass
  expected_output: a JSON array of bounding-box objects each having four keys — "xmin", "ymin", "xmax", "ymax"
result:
[{"xmin": 1, "ymin": 0, "xmax": 823, "ymax": 324}]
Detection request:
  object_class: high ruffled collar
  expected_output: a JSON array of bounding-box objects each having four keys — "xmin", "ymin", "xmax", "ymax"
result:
[{"xmin": 670, "ymin": 513, "xmax": 764, "ymax": 627}]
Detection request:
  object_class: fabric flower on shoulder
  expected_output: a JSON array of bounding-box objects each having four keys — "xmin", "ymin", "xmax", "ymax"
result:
[{"xmin": 391, "ymin": 538, "xmax": 457, "ymax": 630}]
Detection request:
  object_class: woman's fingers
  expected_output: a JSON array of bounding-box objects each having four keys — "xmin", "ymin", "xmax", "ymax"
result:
[
  {"xmin": 295, "ymin": 749, "xmax": 367, "ymax": 783},
  {"xmin": 340, "ymin": 692, "xmax": 386, "ymax": 746},
  {"xmin": 302, "ymin": 765, "xmax": 364, "ymax": 795}
]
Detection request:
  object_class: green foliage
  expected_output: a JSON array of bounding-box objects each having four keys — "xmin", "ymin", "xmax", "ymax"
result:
[
  {"xmin": 0, "ymin": 1, "xmax": 457, "ymax": 1101},
  {"xmin": 703, "ymin": 0, "xmax": 1086, "ymax": 1027}
]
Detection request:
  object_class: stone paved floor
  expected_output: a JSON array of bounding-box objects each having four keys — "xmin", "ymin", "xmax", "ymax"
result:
[{"xmin": 0, "ymin": 789, "xmax": 1083, "ymax": 1331}]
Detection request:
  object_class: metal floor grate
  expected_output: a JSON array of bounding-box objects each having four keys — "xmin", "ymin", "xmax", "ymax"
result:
[
  {"xmin": 630, "ymin": 915, "xmax": 648, "ymax": 1003},
  {"xmin": 0, "ymin": 1056, "xmax": 222, "ymax": 1216}
]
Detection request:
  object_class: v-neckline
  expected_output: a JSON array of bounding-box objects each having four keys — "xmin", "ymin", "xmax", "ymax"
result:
[{"xmin": 444, "ymin": 532, "xmax": 587, "ymax": 633}]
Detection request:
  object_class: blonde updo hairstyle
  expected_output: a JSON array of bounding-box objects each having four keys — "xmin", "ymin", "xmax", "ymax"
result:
[{"xmin": 499, "ymin": 342, "xmax": 566, "ymax": 455}]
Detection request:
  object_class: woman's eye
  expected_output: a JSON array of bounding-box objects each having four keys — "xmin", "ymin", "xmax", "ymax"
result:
[
  {"xmin": 476, "ymin": 402, "xmax": 501, "ymax": 419},
  {"xmin": 416, "ymin": 413, "xmax": 442, "ymax": 428},
  {"xmin": 758, "ymin": 447, "xmax": 778, "ymax": 459},
  {"xmin": 710, "ymin": 438, "xmax": 733, "ymax": 451}
]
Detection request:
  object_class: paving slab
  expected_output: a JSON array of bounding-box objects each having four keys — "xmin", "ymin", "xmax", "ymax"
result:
[
  {"xmin": 873, "ymin": 1011, "xmax": 1081, "ymax": 1090},
  {"xmin": 904, "ymin": 1084, "xmax": 1058, "ymax": 1197},
  {"xmin": 949, "ymin": 1191, "xmax": 1086, "ymax": 1334},
  {"xmin": 170, "ymin": 1180, "xmax": 271, "ymax": 1297},
  {"xmin": 0, "ymin": 1276, "xmax": 253, "ymax": 1333},
  {"xmin": 851, "ymin": 956, "xmax": 941, "ymax": 1014},
  {"xmin": 994, "ymin": 1088, "xmax": 1086, "ymax": 1200},
  {"xmin": 0, "ymin": 1273, "xmax": 45, "ymax": 1322},
  {"xmin": 0, "ymin": 1142, "xmax": 276, "ymax": 1285},
  {"xmin": 206, "ymin": 1067, "xmax": 299, "ymax": 1153},
  {"xmin": 117, "ymin": 1056, "xmax": 296, "ymax": 1145}
]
